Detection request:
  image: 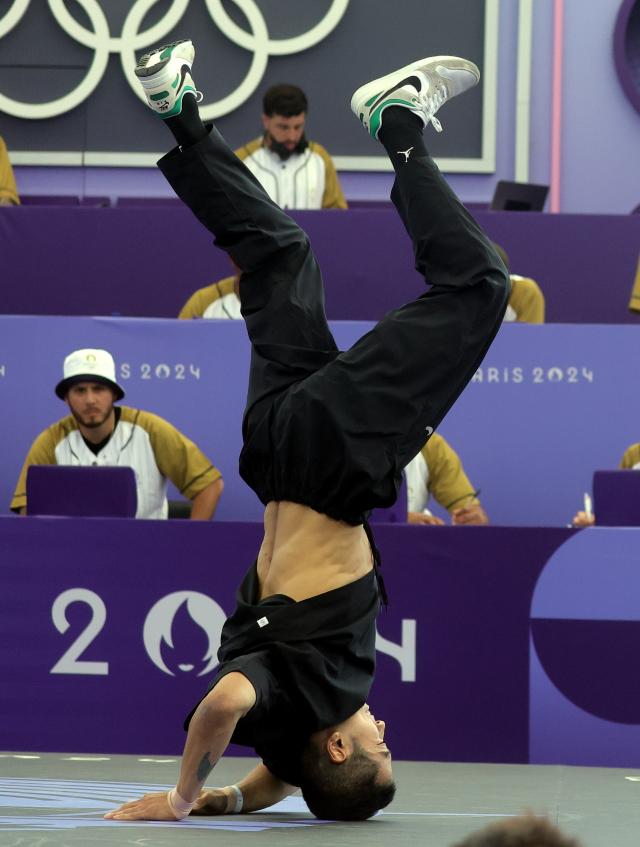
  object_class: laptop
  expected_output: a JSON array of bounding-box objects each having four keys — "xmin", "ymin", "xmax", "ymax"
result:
[
  {"xmin": 27, "ymin": 465, "xmax": 137, "ymax": 518},
  {"xmin": 490, "ymin": 180, "xmax": 549, "ymax": 212},
  {"xmin": 592, "ymin": 470, "xmax": 640, "ymax": 527}
]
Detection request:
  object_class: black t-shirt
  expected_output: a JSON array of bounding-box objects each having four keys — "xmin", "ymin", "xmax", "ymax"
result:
[{"xmin": 185, "ymin": 562, "xmax": 380, "ymax": 785}]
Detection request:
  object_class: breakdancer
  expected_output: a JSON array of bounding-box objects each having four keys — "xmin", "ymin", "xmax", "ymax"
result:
[{"xmin": 105, "ymin": 40, "xmax": 508, "ymax": 823}]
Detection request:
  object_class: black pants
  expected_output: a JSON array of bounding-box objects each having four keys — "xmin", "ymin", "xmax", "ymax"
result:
[{"xmin": 159, "ymin": 126, "xmax": 509, "ymax": 525}]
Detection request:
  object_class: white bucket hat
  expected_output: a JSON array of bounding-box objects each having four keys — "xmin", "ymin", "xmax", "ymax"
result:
[{"xmin": 55, "ymin": 348, "xmax": 125, "ymax": 400}]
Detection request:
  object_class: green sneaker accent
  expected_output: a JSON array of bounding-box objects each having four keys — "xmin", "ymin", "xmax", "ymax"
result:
[
  {"xmin": 171, "ymin": 74, "xmax": 179, "ymax": 89},
  {"xmin": 157, "ymin": 85, "xmax": 196, "ymax": 119},
  {"xmin": 150, "ymin": 90, "xmax": 169, "ymax": 101},
  {"xmin": 365, "ymin": 92, "xmax": 381, "ymax": 107},
  {"xmin": 160, "ymin": 45, "xmax": 173, "ymax": 60},
  {"xmin": 369, "ymin": 97, "xmax": 415, "ymax": 137}
]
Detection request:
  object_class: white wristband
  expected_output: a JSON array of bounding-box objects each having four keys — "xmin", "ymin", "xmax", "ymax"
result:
[
  {"xmin": 224, "ymin": 784, "xmax": 244, "ymax": 814},
  {"xmin": 167, "ymin": 787, "xmax": 194, "ymax": 820}
]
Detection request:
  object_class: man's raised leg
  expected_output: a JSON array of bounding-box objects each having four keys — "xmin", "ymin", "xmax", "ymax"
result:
[
  {"xmin": 277, "ymin": 57, "xmax": 510, "ymax": 520},
  {"xmin": 345, "ymin": 57, "xmax": 510, "ymax": 467},
  {"xmin": 135, "ymin": 40, "xmax": 304, "ymax": 275},
  {"xmin": 135, "ymin": 40, "xmax": 338, "ymax": 422}
]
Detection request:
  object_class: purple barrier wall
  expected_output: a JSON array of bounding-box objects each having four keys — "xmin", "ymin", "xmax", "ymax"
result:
[
  {"xmin": 0, "ymin": 317, "xmax": 255, "ymax": 523},
  {"xmin": 1, "ymin": 317, "xmax": 639, "ymax": 527},
  {"xmin": 1, "ymin": 207, "xmax": 639, "ymax": 323},
  {"xmin": 2, "ymin": 518, "xmax": 639, "ymax": 767}
]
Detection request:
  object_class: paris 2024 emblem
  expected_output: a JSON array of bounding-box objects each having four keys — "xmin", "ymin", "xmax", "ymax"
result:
[{"xmin": 143, "ymin": 591, "xmax": 226, "ymax": 677}]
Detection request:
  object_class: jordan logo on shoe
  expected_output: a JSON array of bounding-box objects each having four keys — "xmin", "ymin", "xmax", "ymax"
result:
[{"xmin": 397, "ymin": 146, "xmax": 414, "ymax": 163}]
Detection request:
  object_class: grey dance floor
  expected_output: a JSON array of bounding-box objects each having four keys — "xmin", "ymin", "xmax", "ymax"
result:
[{"xmin": 1, "ymin": 752, "xmax": 639, "ymax": 846}]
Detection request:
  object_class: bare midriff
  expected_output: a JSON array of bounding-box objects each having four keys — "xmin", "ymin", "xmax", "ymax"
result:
[{"xmin": 256, "ymin": 501, "xmax": 373, "ymax": 602}]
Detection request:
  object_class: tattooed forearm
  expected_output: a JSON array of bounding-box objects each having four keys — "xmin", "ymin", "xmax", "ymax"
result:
[{"xmin": 196, "ymin": 752, "xmax": 217, "ymax": 783}]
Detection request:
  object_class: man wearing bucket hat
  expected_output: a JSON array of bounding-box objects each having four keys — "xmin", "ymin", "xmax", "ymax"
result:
[{"xmin": 11, "ymin": 348, "xmax": 223, "ymax": 520}]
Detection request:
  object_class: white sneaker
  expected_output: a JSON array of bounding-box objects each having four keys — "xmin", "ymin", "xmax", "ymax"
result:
[
  {"xmin": 351, "ymin": 56, "xmax": 480, "ymax": 139},
  {"xmin": 135, "ymin": 40, "xmax": 200, "ymax": 118}
]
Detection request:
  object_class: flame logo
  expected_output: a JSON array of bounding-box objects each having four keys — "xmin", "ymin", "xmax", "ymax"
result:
[{"xmin": 142, "ymin": 591, "xmax": 226, "ymax": 677}]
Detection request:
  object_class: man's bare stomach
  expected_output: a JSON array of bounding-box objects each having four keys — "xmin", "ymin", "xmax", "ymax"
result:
[{"xmin": 256, "ymin": 501, "xmax": 373, "ymax": 602}]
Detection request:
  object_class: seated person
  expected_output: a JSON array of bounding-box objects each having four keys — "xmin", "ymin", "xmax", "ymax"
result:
[
  {"xmin": 493, "ymin": 243, "xmax": 545, "ymax": 323},
  {"xmin": 11, "ymin": 348, "xmax": 223, "ymax": 519},
  {"xmin": 452, "ymin": 813, "xmax": 582, "ymax": 847},
  {"xmin": 179, "ymin": 241, "xmax": 543, "ymax": 325},
  {"xmin": 0, "ymin": 136, "xmax": 19, "ymax": 206},
  {"xmin": 235, "ymin": 83, "xmax": 347, "ymax": 210},
  {"xmin": 628, "ymin": 253, "xmax": 640, "ymax": 313},
  {"xmin": 179, "ymin": 260, "xmax": 241, "ymax": 320},
  {"xmin": 404, "ymin": 433, "xmax": 488, "ymax": 525},
  {"xmin": 572, "ymin": 442, "xmax": 640, "ymax": 526}
]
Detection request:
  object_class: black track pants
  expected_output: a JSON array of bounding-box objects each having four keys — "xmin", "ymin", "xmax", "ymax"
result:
[{"xmin": 159, "ymin": 126, "xmax": 509, "ymax": 524}]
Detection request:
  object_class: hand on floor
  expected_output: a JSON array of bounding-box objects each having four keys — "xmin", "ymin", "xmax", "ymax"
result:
[
  {"xmin": 104, "ymin": 790, "xmax": 179, "ymax": 821},
  {"xmin": 190, "ymin": 788, "xmax": 229, "ymax": 815}
]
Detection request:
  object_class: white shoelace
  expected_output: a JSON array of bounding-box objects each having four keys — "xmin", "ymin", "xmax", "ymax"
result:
[{"xmin": 416, "ymin": 82, "xmax": 448, "ymax": 133}]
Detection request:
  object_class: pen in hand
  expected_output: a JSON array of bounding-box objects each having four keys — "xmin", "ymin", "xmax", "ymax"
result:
[{"xmin": 570, "ymin": 492, "xmax": 595, "ymax": 527}]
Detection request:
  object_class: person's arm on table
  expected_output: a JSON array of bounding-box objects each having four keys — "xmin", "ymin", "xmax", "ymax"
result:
[
  {"xmin": 424, "ymin": 435, "xmax": 488, "ymax": 526},
  {"xmin": 191, "ymin": 762, "xmax": 297, "ymax": 815},
  {"xmin": 104, "ymin": 672, "xmax": 255, "ymax": 821},
  {"xmin": 190, "ymin": 477, "xmax": 224, "ymax": 520},
  {"xmin": 407, "ymin": 511, "xmax": 445, "ymax": 525},
  {"xmin": 10, "ymin": 429, "xmax": 57, "ymax": 515},
  {"xmin": 144, "ymin": 410, "xmax": 223, "ymax": 519},
  {"xmin": 451, "ymin": 502, "xmax": 489, "ymax": 525}
]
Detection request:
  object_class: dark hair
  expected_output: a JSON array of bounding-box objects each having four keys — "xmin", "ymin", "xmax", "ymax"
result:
[
  {"xmin": 451, "ymin": 814, "xmax": 583, "ymax": 847},
  {"xmin": 263, "ymin": 84, "xmax": 308, "ymax": 117},
  {"xmin": 300, "ymin": 739, "xmax": 396, "ymax": 821}
]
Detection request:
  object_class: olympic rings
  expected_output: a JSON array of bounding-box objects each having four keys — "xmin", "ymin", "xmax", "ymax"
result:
[
  {"xmin": 205, "ymin": 0, "xmax": 349, "ymax": 56},
  {"xmin": 0, "ymin": 0, "xmax": 350, "ymax": 120},
  {"xmin": 0, "ymin": 0, "xmax": 30, "ymax": 41}
]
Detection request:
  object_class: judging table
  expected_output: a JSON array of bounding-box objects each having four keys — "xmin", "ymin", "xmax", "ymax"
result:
[
  {"xmin": 2, "ymin": 206, "xmax": 639, "ymax": 323},
  {"xmin": 1, "ymin": 317, "xmax": 639, "ymax": 527},
  {"xmin": 2, "ymin": 517, "xmax": 639, "ymax": 768}
]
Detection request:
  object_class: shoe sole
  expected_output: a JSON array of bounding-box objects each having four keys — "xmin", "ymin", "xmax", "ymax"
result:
[
  {"xmin": 351, "ymin": 55, "xmax": 479, "ymax": 115},
  {"xmin": 135, "ymin": 40, "xmax": 191, "ymax": 79}
]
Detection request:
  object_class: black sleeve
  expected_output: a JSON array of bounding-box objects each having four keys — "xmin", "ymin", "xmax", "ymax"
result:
[{"xmin": 183, "ymin": 652, "xmax": 273, "ymax": 731}]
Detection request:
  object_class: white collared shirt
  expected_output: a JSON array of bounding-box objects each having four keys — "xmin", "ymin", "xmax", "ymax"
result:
[{"xmin": 241, "ymin": 146, "xmax": 326, "ymax": 210}]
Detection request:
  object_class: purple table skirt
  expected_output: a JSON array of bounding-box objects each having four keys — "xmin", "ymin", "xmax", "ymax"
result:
[
  {"xmin": 1, "ymin": 207, "xmax": 639, "ymax": 323},
  {"xmin": 2, "ymin": 516, "xmax": 640, "ymax": 768}
]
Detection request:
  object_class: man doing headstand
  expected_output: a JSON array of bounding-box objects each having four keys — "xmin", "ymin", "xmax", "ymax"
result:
[{"xmin": 105, "ymin": 40, "xmax": 509, "ymax": 823}]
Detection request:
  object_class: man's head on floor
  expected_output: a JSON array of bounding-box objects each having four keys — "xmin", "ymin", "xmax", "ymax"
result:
[
  {"xmin": 261, "ymin": 84, "xmax": 308, "ymax": 160},
  {"xmin": 451, "ymin": 814, "xmax": 583, "ymax": 847},
  {"xmin": 300, "ymin": 703, "xmax": 396, "ymax": 820}
]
